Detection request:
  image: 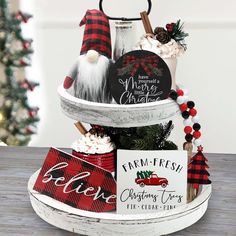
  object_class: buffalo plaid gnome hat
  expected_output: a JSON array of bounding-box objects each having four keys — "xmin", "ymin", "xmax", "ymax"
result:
[{"xmin": 79, "ymin": 9, "xmax": 112, "ymax": 59}]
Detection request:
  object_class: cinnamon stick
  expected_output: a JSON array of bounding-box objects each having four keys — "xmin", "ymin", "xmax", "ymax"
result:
[
  {"xmin": 140, "ymin": 11, "xmax": 153, "ymax": 34},
  {"xmin": 74, "ymin": 121, "xmax": 88, "ymax": 135}
]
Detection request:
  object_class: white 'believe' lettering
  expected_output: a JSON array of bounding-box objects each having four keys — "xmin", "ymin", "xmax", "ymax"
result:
[{"xmin": 42, "ymin": 162, "xmax": 116, "ymax": 204}]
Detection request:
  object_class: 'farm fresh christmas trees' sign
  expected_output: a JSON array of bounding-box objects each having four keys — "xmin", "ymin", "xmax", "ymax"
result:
[
  {"xmin": 117, "ymin": 150, "xmax": 187, "ymax": 214},
  {"xmin": 109, "ymin": 50, "xmax": 172, "ymax": 104}
]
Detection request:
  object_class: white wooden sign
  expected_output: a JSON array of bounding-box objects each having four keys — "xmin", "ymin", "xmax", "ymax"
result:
[{"xmin": 117, "ymin": 150, "xmax": 188, "ymax": 214}]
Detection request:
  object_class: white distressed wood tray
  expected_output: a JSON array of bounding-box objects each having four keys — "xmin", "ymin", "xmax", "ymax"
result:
[
  {"xmin": 28, "ymin": 170, "xmax": 212, "ymax": 236},
  {"xmin": 58, "ymin": 85, "xmax": 180, "ymax": 127}
]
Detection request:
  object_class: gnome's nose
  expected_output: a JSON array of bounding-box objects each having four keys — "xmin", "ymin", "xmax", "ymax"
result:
[{"xmin": 86, "ymin": 50, "xmax": 99, "ymax": 63}]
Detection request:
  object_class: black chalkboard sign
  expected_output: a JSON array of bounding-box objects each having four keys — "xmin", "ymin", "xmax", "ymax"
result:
[{"xmin": 109, "ymin": 50, "xmax": 172, "ymax": 104}]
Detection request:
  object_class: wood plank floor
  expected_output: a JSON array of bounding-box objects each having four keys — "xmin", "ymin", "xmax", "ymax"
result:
[{"xmin": 0, "ymin": 147, "xmax": 235, "ymax": 235}]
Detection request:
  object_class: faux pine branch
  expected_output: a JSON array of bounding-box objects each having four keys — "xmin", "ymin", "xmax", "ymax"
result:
[
  {"xmin": 103, "ymin": 122, "xmax": 178, "ymax": 150},
  {"xmin": 156, "ymin": 120, "xmax": 174, "ymax": 149}
]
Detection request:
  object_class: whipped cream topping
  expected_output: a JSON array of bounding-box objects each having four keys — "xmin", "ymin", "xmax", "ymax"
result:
[
  {"xmin": 134, "ymin": 35, "xmax": 185, "ymax": 58},
  {"xmin": 72, "ymin": 133, "xmax": 115, "ymax": 154}
]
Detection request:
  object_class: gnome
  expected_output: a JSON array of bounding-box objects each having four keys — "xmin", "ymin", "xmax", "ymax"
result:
[{"xmin": 63, "ymin": 9, "xmax": 112, "ymax": 103}]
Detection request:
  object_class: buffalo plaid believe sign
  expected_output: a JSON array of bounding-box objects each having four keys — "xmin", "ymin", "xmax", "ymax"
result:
[{"xmin": 33, "ymin": 148, "xmax": 116, "ymax": 212}]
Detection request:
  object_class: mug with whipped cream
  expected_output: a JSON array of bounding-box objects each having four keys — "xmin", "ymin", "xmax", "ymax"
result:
[
  {"xmin": 134, "ymin": 36, "xmax": 185, "ymax": 90},
  {"xmin": 72, "ymin": 132, "xmax": 116, "ymax": 173}
]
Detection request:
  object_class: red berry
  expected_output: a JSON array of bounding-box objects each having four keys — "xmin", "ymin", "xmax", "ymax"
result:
[
  {"xmin": 189, "ymin": 108, "xmax": 197, "ymax": 117},
  {"xmin": 23, "ymin": 41, "xmax": 31, "ymax": 49},
  {"xmin": 180, "ymin": 103, "xmax": 188, "ymax": 112},
  {"xmin": 184, "ymin": 126, "xmax": 192, "ymax": 134},
  {"xmin": 20, "ymin": 59, "xmax": 27, "ymax": 65},
  {"xmin": 193, "ymin": 131, "xmax": 201, "ymax": 139},
  {"xmin": 177, "ymin": 89, "xmax": 184, "ymax": 96},
  {"xmin": 166, "ymin": 23, "xmax": 175, "ymax": 32}
]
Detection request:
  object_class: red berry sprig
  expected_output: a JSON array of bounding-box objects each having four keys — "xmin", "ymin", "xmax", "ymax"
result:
[
  {"xmin": 166, "ymin": 23, "xmax": 175, "ymax": 33},
  {"xmin": 169, "ymin": 89, "xmax": 203, "ymax": 148}
]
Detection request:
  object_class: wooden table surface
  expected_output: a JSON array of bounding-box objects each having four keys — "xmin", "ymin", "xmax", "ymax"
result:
[{"xmin": 0, "ymin": 147, "xmax": 235, "ymax": 236}]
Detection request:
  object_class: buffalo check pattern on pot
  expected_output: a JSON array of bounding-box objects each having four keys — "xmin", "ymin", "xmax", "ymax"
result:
[{"xmin": 33, "ymin": 147, "xmax": 116, "ymax": 212}]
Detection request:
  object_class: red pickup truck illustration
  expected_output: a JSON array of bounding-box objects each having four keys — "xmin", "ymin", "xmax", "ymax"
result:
[{"xmin": 135, "ymin": 173, "xmax": 168, "ymax": 188}]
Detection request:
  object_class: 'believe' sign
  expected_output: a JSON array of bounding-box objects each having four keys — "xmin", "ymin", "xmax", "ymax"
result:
[{"xmin": 33, "ymin": 148, "xmax": 116, "ymax": 212}]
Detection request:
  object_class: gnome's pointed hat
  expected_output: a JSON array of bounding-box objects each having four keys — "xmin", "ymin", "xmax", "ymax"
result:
[{"xmin": 79, "ymin": 9, "xmax": 112, "ymax": 59}]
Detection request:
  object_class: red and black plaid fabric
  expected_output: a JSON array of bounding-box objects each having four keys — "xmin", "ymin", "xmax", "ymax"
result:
[
  {"xmin": 122, "ymin": 55, "xmax": 158, "ymax": 76},
  {"xmin": 33, "ymin": 148, "xmax": 116, "ymax": 212},
  {"xmin": 80, "ymin": 9, "xmax": 111, "ymax": 58},
  {"xmin": 188, "ymin": 150, "xmax": 211, "ymax": 189}
]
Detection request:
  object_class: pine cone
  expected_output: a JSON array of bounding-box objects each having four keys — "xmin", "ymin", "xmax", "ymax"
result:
[
  {"xmin": 89, "ymin": 128, "xmax": 97, "ymax": 135},
  {"xmin": 89, "ymin": 127, "xmax": 105, "ymax": 137},
  {"xmin": 154, "ymin": 27, "xmax": 165, "ymax": 35},
  {"xmin": 155, "ymin": 30, "xmax": 171, "ymax": 44}
]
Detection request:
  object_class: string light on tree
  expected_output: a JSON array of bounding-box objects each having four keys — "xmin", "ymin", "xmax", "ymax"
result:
[
  {"xmin": 4, "ymin": 99, "xmax": 12, "ymax": 108},
  {"xmin": 0, "ymin": 31, "xmax": 6, "ymax": 38},
  {"xmin": 0, "ymin": 112, "xmax": 6, "ymax": 124},
  {"xmin": 0, "ymin": 128, "xmax": 8, "ymax": 137}
]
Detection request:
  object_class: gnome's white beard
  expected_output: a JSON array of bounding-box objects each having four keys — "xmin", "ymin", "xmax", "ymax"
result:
[{"xmin": 74, "ymin": 54, "xmax": 111, "ymax": 103}]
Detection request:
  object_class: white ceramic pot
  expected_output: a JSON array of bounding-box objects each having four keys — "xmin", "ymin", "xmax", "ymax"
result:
[{"xmin": 163, "ymin": 57, "xmax": 177, "ymax": 90}]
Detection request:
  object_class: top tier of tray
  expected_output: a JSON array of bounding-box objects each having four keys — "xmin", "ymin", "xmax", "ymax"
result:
[{"xmin": 58, "ymin": 85, "xmax": 179, "ymax": 127}]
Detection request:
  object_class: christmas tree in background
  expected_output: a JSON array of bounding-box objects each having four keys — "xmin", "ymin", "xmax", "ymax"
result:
[{"xmin": 0, "ymin": 0, "xmax": 39, "ymax": 145}]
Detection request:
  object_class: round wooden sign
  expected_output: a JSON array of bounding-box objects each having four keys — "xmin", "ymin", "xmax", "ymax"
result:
[{"xmin": 109, "ymin": 50, "xmax": 172, "ymax": 104}]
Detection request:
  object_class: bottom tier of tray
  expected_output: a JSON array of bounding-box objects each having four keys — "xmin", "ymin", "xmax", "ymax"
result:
[{"xmin": 28, "ymin": 170, "xmax": 212, "ymax": 236}]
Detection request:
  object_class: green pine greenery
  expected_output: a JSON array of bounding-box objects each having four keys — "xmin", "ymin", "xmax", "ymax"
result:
[
  {"xmin": 103, "ymin": 121, "xmax": 178, "ymax": 150},
  {"xmin": 169, "ymin": 20, "xmax": 189, "ymax": 49}
]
